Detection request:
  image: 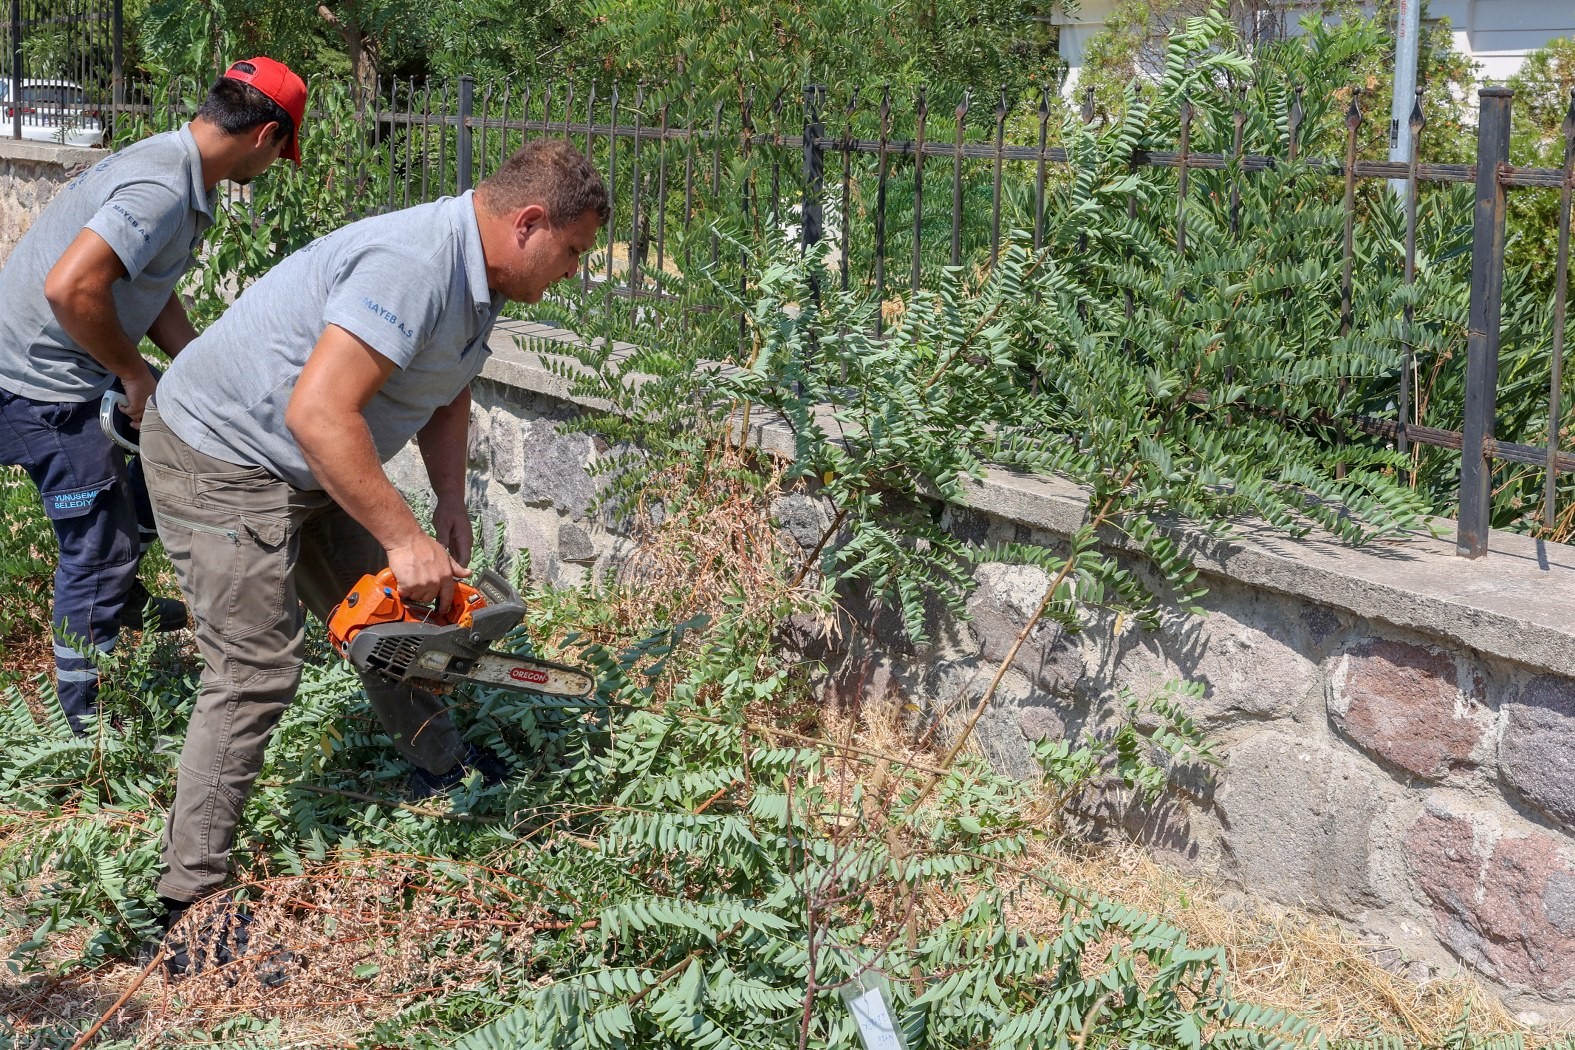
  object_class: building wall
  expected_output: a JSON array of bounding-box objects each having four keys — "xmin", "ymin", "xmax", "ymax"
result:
[{"xmin": 1054, "ymin": 0, "xmax": 1575, "ymax": 94}]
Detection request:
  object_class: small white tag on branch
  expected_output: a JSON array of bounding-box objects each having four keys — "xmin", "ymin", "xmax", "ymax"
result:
[{"xmin": 840, "ymin": 975, "xmax": 907, "ymax": 1050}]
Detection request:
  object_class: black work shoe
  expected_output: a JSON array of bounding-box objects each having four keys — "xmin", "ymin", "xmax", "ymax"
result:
[
  {"xmin": 142, "ymin": 896, "xmax": 300, "ymax": 987},
  {"xmin": 126, "ymin": 580, "xmax": 188, "ymax": 633},
  {"xmin": 408, "ymin": 743, "xmax": 511, "ymax": 801}
]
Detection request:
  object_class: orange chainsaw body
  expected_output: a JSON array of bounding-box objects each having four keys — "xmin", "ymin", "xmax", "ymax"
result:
[
  {"xmin": 326, "ymin": 568, "xmax": 594, "ymax": 698},
  {"xmin": 327, "ymin": 568, "xmax": 488, "ymax": 658}
]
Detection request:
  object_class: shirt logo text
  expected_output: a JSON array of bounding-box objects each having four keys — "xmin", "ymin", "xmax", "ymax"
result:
[{"xmin": 362, "ymin": 297, "xmax": 415, "ymax": 340}]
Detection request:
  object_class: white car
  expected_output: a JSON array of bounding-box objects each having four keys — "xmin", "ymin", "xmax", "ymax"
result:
[{"xmin": 0, "ymin": 79, "xmax": 106, "ymax": 147}]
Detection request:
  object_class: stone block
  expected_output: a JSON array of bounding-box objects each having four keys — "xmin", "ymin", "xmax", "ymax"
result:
[
  {"xmin": 382, "ymin": 446, "xmax": 431, "ymax": 504},
  {"xmin": 490, "ymin": 411, "xmax": 524, "ymax": 488},
  {"xmin": 920, "ymin": 655, "xmax": 1074, "ymax": 780},
  {"xmin": 774, "ymin": 610, "xmax": 838, "ymax": 663},
  {"xmin": 1102, "ymin": 603, "xmax": 1318, "ymax": 727},
  {"xmin": 466, "ymin": 407, "xmax": 490, "ymax": 468},
  {"xmin": 1502, "ymin": 675, "xmax": 1575, "ymax": 832},
  {"xmin": 558, "ymin": 521, "xmax": 599, "ymax": 564},
  {"xmin": 771, "ymin": 493, "xmax": 831, "ymax": 552},
  {"xmin": 1082, "ymin": 786, "xmax": 1217, "ymax": 868},
  {"xmin": 820, "ymin": 641, "xmax": 913, "ymax": 711},
  {"xmin": 969, "ymin": 668, "xmax": 1040, "ymax": 779},
  {"xmin": 1405, "ymin": 804, "xmax": 1575, "ymax": 995},
  {"xmin": 1215, "ymin": 731, "xmax": 1390, "ymax": 918},
  {"xmin": 485, "ymin": 415, "xmax": 595, "ymax": 513},
  {"xmin": 507, "ymin": 421, "xmax": 598, "ymax": 514},
  {"xmin": 1327, "ymin": 639, "xmax": 1490, "ymax": 782},
  {"xmin": 1191, "ymin": 615, "xmax": 1319, "ymax": 722},
  {"xmin": 968, "ymin": 563, "xmax": 1082, "ymax": 695},
  {"xmin": 505, "ymin": 513, "xmax": 558, "ymax": 584},
  {"xmin": 1017, "ymin": 704, "xmax": 1065, "ymax": 742},
  {"xmin": 839, "ymin": 580, "xmax": 920, "ymax": 658}
]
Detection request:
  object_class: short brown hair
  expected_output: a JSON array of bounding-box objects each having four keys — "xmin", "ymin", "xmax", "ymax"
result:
[
  {"xmin": 476, "ymin": 139, "xmax": 610, "ymax": 227},
  {"xmin": 197, "ymin": 77, "xmax": 294, "ymax": 148}
]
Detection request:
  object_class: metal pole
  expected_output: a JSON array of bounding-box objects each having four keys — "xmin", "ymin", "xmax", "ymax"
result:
[
  {"xmin": 1387, "ymin": 0, "xmax": 1421, "ymax": 197},
  {"xmin": 1544, "ymin": 88, "xmax": 1575, "ymax": 529},
  {"xmin": 457, "ymin": 74, "xmax": 474, "ymax": 193},
  {"xmin": 1399, "ymin": 87, "xmax": 1425, "ymax": 458},
  {"xmin": 1457, "ymin": 87, "xmax": 1514, "ymax": 558},
  {"xmin": 801, "ymin": 84, "xmax": 824, "ymax": 254},
  {"xmin": 111, "ymin": 0, "xmax": 123, "ymax": 136},
  {"xmin": 10, "ymin": 0, "xmax": 21, "ymax": 141}
]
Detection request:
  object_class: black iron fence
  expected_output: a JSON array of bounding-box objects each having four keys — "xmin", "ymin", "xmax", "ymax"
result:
[{"xmin": 2, "ymin": 0, "xmax": 119, "ymax": 146}]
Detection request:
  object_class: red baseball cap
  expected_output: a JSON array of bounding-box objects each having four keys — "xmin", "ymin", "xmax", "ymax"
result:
[{"xmin": 222, "ymin": 56, "xmax": 307, "ymax": 166}]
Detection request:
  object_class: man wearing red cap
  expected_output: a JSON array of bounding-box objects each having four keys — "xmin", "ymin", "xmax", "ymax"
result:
[{"xmin": 0, "ymin": 57, "xmax": 307, "ymax": 735}]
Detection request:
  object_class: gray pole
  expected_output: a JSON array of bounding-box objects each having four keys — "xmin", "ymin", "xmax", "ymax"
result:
[
  {"xmin": 112, "ymin": 0, "xmax": 123, "ymax": 136},
  {"xmin": 1387, "ymin": 0, "xmax": 1422, "ymax": 196},
  {"xmin": 10, "ymin": 0, "xmax": 21, "ymax": 141},
  {"xmin": 1457, "ymin": 88, "xmax": 1513, "ymax": 558},
  {"xmin": 456, "ymin": 75, "xmax": 473, "ymax": 194}
]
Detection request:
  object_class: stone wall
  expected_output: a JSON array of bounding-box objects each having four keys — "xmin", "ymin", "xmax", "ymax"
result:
[
  {"xmin": 0, "ymin": 140, "xmax": 101, "ymax": 262},
  {"xmin": 393, "ymin": 321, "xmax": 1575, "ymax": 1019}
]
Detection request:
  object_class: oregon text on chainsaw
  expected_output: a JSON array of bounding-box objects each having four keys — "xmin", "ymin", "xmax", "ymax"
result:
[{"xmin": 327, "ymin": 568, "xmax": 594, "ymax": 698}]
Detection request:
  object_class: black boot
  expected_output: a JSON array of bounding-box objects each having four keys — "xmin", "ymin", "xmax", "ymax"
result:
[
  {"xmin": 125, "ymin": 580, "xmax": 188, "ymax": 633},
  {"xmin": 407, "ymin": 743, "xmax": 510, "ymax": 801},
  {"xmin": 142, "ymin": 895, "xmax": 299, "ymax": 987}
]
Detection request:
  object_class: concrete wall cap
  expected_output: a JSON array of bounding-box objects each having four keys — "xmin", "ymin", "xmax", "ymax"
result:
[
  {"xmin": 479, "ymin": 317, "xmax": 1575, "ymax": 679},
  {"xmin": 0, "ymin": 137, "xmax": 103, "ymax": 169}
]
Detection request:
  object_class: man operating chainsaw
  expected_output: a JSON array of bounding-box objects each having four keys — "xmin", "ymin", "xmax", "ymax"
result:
[
  {"xmin": 0, "ymin": 58, "xmax": 306, "ymax": 735},
  {"xmin": 138, "ymin": 138, "xmax": 608, "ymax": 962}
]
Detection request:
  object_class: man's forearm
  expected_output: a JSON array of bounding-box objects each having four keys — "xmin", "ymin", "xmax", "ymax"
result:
[
  {"xmin": 43, "ymin": 230, "xmax": 147, "ymax": 385},
  {"xmin": 146, "ymin": 292, "xmax": 200, "ymax": 358}
]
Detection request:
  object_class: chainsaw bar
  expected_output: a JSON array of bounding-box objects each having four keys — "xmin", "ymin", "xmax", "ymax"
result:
[{"xmin": 347, "ymin": 620, "xmax": 595, "ymax": 698}]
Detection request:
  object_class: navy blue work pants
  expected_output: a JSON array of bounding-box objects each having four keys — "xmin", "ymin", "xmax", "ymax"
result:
[{"xmin": 0, "ymin": 388, "xmax": 153, "ymax": 734}]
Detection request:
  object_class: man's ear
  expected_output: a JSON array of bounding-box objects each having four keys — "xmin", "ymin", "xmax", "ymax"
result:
[
  {"xmin": 515, "ymin": 203, "xmax": 550, "ymax": 243},
  {"xmin": 250, "ymin": 120, "xmax": 282, "ymax": 152}
]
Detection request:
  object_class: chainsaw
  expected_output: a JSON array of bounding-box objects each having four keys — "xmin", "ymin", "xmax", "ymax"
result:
[{"xmin": 327, "ymin": 568, "xmax": 594, "ymax": 698}]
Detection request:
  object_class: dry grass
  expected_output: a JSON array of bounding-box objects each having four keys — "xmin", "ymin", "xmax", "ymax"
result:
[
  {"xmin": 0, "ymin": 852, "xmax": 575, "ymax": 1048},
  {"xmin": 613, "ymin": 443, "xmax": 811, "ymax": 635}
]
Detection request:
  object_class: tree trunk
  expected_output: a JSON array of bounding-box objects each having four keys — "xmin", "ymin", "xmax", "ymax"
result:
[{"xmin": 318, "ymin": 4, "xmax": 378, "ymax": 109}]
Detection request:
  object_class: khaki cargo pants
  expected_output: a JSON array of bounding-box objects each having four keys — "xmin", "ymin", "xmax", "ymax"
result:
[{"xmin": 141, "ymin": 402, "xmax": 467, "ymax": 903}]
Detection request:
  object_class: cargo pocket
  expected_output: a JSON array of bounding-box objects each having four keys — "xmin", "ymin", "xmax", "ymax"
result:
[
  {"xmin": 41, "ymin": 476, "xmax": 136, "ymax": 570},
  {"xmin": 41, "ymin": 478, "xmax": 115, "ymax": 521},
  {"xmin": 157, "ymin": 498, "xmax": 293, "ymax": 644}
]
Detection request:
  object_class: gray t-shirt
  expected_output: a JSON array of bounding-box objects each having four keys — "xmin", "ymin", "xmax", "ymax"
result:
[
  {"xmin": 156, "ymin": 192, "xmax": 503, "ymax": 491},
  {"xmin": 0, "ymin": 125, "xmax": 214, "ymax": 402}
]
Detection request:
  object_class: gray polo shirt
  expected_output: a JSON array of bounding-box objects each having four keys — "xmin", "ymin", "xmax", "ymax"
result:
[
  {"xmin": 0, "ymin": 125, "xmax": 215, "ymax": 402},
  {"xmin": 156, "ymin": 192, "xmax": 503, "ymax": 491}
]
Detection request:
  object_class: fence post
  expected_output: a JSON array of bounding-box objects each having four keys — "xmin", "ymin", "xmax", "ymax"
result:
[
  {"xmin": 111, "ymin": 0, "xmax": 123, "ymax": 137},
  {"xmin": 457, "ymin": 75, "xmax": 474, "ymax": 194},
  {"xmin": 10, "ymin": 0, "xmax": 21, "ymax": 141},
  {"xmin": 1457, "ymin": 87, "xmax": 1514, "ymax": 558},
  {"xmin": 801, "ymin": 84, "xmax": 824, "ymax": 254}
]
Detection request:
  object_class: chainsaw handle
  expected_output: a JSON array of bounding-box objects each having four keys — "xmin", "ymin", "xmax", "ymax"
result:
[
  {"xmin": 471, "ymin": 568, "xmax": 520, "ymax": 606},
  {"xmin": 376, "ymin": 567, "xmax": 499, "ymax": 628}
]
